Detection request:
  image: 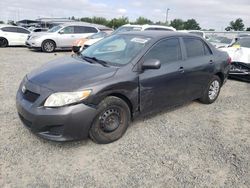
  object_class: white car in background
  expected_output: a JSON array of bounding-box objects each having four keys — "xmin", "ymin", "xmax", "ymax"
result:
[
  {"xmin": 72, "ymin": 31, "xmax": 113, "ymax": 53},
  {"xmin": 220, "ymin": 36, "xmax": 250, "ymax": 82},
  {"xmin": 26, "ymin": 23, "xmax": 111, "ymax": 52},
  {"xmin": 179, "ymin": 30, "xmax": 207, "ymax": 39},
  {"xmin": 112, "ymin": 24, "xmax": 176, "ymax": 35},
  {"xmin": 0, "ymin": 24, "xmax": 30, "ymax": 47}
]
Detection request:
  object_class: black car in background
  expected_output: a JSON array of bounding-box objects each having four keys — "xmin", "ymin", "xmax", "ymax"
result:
[{"xmin": 16, "ymin": 31, "xmax": 230, "ymax": 144}]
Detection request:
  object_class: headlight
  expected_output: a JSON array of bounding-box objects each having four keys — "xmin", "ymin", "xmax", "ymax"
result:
[
  {"xmin": 44, "ymin": 90, "xmax": 92, "ymax": 107},
  {"xmin": 30, "ymin": 36, "xmax": 40, "ymax": 40}
]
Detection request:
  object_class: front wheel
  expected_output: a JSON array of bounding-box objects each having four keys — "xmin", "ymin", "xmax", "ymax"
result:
[
  {"xmin": 0, "ymin": 38, "xmax": 8, "ymax": 47},
  {"xmin": 199, "ymin": 75, "xmax": 221, "ymax": 104},
  {"xmin": 42, "ymin": 40, "xmax": 56, "ymax": 52},
  {"xmin": 89, "ymin": 96, "xmax": 131, "ymax": 144}
]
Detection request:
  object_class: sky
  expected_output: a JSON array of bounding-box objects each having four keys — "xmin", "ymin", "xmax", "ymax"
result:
[{"xmin": 0, "ymin": 0, "xmax": 249, "ymax": 31}]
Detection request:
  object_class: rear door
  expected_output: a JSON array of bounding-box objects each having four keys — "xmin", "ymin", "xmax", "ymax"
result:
[
  {"xmin": 139, "ymin": 37, "xmax": 187, "ymax": 113},
  {"xmin": 74, "ymin": 26, "xmax": 98, "ymax": 41},
  {"xmin": 181, "ymin": 37, "xmax": 214, "ymax": 99}
]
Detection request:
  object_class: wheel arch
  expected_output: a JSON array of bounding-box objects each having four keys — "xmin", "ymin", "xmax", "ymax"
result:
[
  {"xmin": 107, "ymin": 93, "xmax": 134, "ymax": 118},
  {"xmin": 214, "ymin": 72, "xmax": 225, "ymax": 85},
  {"xmin": 42, "ymin": 39, "xmax": 57, "ymax": 48},
  {"xmin": 0, "ymin": 37, "xmax": 9, "ymax": 46}
]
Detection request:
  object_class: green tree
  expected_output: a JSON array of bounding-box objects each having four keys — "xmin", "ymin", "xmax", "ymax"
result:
[
  {"xmin": 170, "ymin": 19, "xmax": 185, "ymax": 30},
  {"xmin": 107, "ymin": 17, "xmax": 129, "ymax": 29},
  {"xmin": 246, "ymin": 27, "xmax": 250, "ymax": 31},
  {"xmin": 133, "ymin": 16, "xmax": 153, "ymax": 25},
  {"xmin": 91, "ymin": 17, "xmax": 108, "ymax": 26},
  {"xmin": 0, "ymin": 20, "xmax": 4, "ymax": 24},
  {"xmin": 226, "ymin": 18, "xmax": 244, "ymax": 31},
  {"xmin": 183, "ymin": 19, "xmax": 201, "ymax": 30},
  {"xmin": 80, "ymin": 17, "xmax": 92, "ymax": 23}
]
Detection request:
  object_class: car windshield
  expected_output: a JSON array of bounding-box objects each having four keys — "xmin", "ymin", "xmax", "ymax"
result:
[
  {"xmin": 81, "ymin": 34, "xmax": 151, "ymax": 66},
  {"xmin": 48, "ymin": 25, "xmax": 62, "ymax": 33},
  {"xmin": 231, "ymin": 38, "xmax": 250, "ymax": 48},
  {"xmin": 112, "ymin": 26, "xmax": 142, "ymax": 35}
]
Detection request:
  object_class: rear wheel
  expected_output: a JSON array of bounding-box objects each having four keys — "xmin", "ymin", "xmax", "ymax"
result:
[
  {"xmin": 0, "ymin": 38, "xmax": 8, "ymax": 47},
  {"xmin": 89, "ymin": 96, "xmax": 131, "ymax": 144},
  {"xmin": 199, "ymin": 75, "xmax": 221, "ymax": 104},
  {"xmin": 42, "ymin": 40, "xmax": 56, "ymax": 52}
]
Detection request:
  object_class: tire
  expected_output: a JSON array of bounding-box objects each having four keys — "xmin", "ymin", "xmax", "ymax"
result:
[
  {"xmin": 41, "ymin": 40, "xmax": 56, "ymax": 52},
  {"xmin": 199, "ymin": 75, "xmax": 221, "ymax": 104},
  {"xmin": 89, "ymin": 96, "xmax": 131, "ymax": 144},
  {"xmin": 0, "ymin": 37, "xmax": 8, "ymax": 47}
]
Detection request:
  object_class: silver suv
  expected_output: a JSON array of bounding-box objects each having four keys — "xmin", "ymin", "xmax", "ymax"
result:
[{"xmin": 26, "ymin": 22, "xmax": 110, "ymax": 52}]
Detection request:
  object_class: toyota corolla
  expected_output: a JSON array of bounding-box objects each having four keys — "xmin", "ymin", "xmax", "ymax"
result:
[{"xmin": 16, "ymin": 31, "xmax": 230, "ymax": 144}]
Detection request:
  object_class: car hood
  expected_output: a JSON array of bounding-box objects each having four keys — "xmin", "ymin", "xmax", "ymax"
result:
[{"xmin": 27, "ymin": 56, "xmax": 118, "ymax": 91}]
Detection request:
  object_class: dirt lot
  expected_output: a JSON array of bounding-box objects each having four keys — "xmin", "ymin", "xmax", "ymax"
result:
[{"xmin": 0, "ymin": 47, "xmax": 249, "ymax": 188}]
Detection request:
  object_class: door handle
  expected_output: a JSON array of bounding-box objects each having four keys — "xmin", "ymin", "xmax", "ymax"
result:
[{"xmin": 178, "ymin": 67, "xmax": 184, "ymax": 73}]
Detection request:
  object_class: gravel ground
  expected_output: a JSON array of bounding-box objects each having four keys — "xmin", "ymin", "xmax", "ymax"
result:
[{"xmin": 0, "ymin": 47, "xmax": 250, "ymax": 188}]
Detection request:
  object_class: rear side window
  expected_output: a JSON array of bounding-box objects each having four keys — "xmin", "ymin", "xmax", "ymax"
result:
[
  {"xmin": 74, "ymin": 26, "xmax": 98, "ymax": 34},
  {"xmin": 17, "ymin": 28, "xmax": 30, "ymax": 34},
  {"xmin": 144, "ymin": 38, "xmax": 182, "ymax": 64},
  {"xmin": 1, "ymin": 27, "xmax": 17, "ymax": 33},
  {"xmin": 183, "ymin": 38, "xmax": 211, "ymax": 58}
]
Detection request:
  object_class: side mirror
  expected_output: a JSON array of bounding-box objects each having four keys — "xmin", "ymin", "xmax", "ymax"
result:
[
  {"xmin": 58, "ymin": 30, "xmax": 64, "ymax": 34},
  {"xmin": 142, "ymin": 59, "xmax": 161, "ymax": 70}
]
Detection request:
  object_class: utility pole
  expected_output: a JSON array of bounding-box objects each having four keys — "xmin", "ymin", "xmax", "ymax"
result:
[{"xmin": 166, "ymin": 8, "xmax": 170, "ymax": 25}]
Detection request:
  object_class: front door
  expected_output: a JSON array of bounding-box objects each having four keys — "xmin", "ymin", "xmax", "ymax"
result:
[
  {"xmin": 139, "ymin": 37, "xmax": 187, "ymax": 113},
  {"xmin": 57, "ymin": 26, "xmax": 75, "ymax": 47}
]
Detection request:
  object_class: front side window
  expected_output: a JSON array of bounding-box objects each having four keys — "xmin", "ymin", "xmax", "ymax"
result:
[
  {"xmin": 144, "ymin": 38, "xmax": 182, "ymax": 64},
  {"xmin": 60, "ymin": 26, "xmax": 74, "ymax": 34},
  {"xmin": 183, "ymin": 38, "xmax": 211, "ymax": 58},
  {"xmin": 17, "ymin": 28, "xmax": 30, "ymax": 34},
  {"xmin": 81, "ymin": 34, "xmax": 151, "ymax": 66}
]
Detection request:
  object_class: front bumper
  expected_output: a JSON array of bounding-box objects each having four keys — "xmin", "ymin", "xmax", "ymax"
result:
[
  {"xmin": 229, "ymin": 62, "xmax": 250, "ymax": 82},
  {"xmin": 25, "ymin": 39, "xmax": 42, "ymax": 49},
  {"xmin": 16, "ymin": 78, "xmax": 97, "ymax": 141}
]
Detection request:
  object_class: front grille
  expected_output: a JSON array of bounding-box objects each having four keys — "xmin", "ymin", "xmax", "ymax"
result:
[
  {"xmin": 22, "ymin": 90, "xmax": 40, "ymax": 103},
  {"xmin": 44, "ymin": 125, "xmax": 64, "ymax": 136}
]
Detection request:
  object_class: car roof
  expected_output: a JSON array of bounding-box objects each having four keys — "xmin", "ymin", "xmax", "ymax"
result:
[
  {"xmin": 0, "ymin": 24, "xmax": 18, "ymax": 28},
  {"xmin": 60, "ymin": 22, "xmax": 111, "ymax": 30},
  {"xmin": 122, "ymin": 24, "xmax": 176, "ymax": 30},
  {"xmin": 0, "ymin": 24, "xmax": 28, "ymax": 30},
  {"xmin": 118, "ymin": 31, "xmax": 203, "ymax": 40}
]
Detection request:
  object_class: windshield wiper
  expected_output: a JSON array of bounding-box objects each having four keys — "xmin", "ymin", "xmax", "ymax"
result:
[{"xmin": 81, "ymin": 55, "xmax": 109, "ymax": 67}]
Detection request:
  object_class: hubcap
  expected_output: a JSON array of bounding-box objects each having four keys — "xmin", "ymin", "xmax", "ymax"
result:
[
  {"xmin": 99, "ymin": 108, "xmax": 121, "ymax": 133},
  {"xmin": 44, "ymin": 42, "xmax": 54, "ymax": 52},
  {"xmin": 208, "ymin": 80, "xmax": 220, "ymax": 100}
]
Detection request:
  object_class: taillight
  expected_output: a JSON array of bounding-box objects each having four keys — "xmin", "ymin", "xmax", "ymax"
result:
[{"xmin": 227, "ymin": 57, "xmax": 232, "ymax": 64}]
